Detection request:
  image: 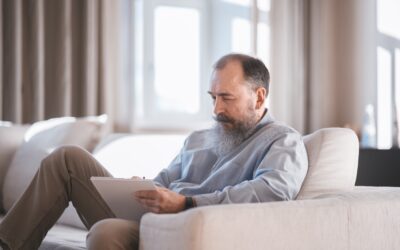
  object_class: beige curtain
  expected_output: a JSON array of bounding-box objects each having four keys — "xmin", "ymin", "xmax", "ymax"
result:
[
  {"xmin": 270, "ymin": 0, "xmax": 376, "ymax": 134},
  {"xmin": 307, "ymin": 0, "xmax": 376, "ymax": 133},
  {"xmin": 270, "ymin": 0, "xmax": 309, "ymax": 133},
  {"xmin": 0, "ymin": 0, "xmax": 121, "ymax": 130}
]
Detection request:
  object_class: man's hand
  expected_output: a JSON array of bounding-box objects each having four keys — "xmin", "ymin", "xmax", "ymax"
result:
[{"xmin": 134, "ymin": 187, "xmax": 186, "ymax": 214}]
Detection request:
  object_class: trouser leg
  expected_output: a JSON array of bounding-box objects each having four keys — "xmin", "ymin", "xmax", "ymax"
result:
[
  {"xmin": 87, "ymin": 218, "xmax": 140, "ymax": 250},
  {"xmin": 0, "ymin": 145, "xmax": 115, "ymax": 250}
]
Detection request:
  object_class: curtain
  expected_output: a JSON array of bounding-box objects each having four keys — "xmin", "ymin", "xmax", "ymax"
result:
[
  {"xmin": 307, "ymin": 0, "xmax": 376, "ymax": 133},
  {"xmin": 269, "ymin": 0, "xmax": 376, "ymax": 134},
  {"xmin": 0, "ymin": 0, "xmax": 121, "ymax": 130},
  {"xmin": 270, "ymin": 0, "xmax": 309, "ymax": 134}
]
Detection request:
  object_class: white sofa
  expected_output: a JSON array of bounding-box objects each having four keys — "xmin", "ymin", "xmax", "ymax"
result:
[{"xmin": 1, "ymin": 118, "xmax": 400, "ymax": 250}]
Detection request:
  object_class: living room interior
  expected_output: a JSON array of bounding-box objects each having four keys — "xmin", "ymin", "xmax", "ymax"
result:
[{"xmin": 0, "ymin": 0, "xmax": 400, "ymax": 249}]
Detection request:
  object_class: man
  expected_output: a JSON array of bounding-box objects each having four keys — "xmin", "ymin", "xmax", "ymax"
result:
[{"xmin": 0, "ymin": 53, "xmax": 308, "ymax": 250}]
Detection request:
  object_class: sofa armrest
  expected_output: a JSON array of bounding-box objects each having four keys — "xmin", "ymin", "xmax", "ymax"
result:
[
  {"xmin": 139, "ymin": 199, "xmax": 349, "ymax": 250},
  {"xmin": 140, "ymin": 187, "xmax": 400, "ymax": 250}
]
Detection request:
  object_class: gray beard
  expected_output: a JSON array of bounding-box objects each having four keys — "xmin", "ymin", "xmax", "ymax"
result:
[{"xmin": 210, "ymin": 117, "xmax": 258, "ymax": 156}]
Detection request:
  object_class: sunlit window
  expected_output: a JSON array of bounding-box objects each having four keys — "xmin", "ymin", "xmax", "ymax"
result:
[
  {"xmin": 154, "ymin": 6, "xmax": 200, "ymax": 114},
  {"xmin": 376, "ymin": 0, "xmax": 400, "ymax": 148},
  {"xmin": 377, "ymin": 46, "xmax": 392, "ymax": 148},
  {"xmin": 257, "ymin": 20, "xmax": 270, "ymax": 71},
  {"xmin": 232, "ymin": 18, "xmax": 251, "ymax": 54},
  {"xmin": 257, "ymin": 0, "xmax": 271, "ymax": 12},
  {"xmin": 377, "ymin": 0, "xmax": 400, "ymax": 40},
  {"xmin": 396, "ymin": 49, "xmax": 400, "ymax": 139},
  {"xmin": 222, "ymin": 0, "xmax": 251, "ymax": 7},
  {"xmin": 397, "ymin": 49, "xmax": 400, "ymax": 87},
  {"xmin": 133, "ymin": 0, "xmax": 270, "ymax": 130}
]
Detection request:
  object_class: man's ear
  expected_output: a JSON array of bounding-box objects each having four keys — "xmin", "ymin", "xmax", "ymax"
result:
[{"xmin": 255, "ymin": 87, "xmax": 267, "ymax": 109}]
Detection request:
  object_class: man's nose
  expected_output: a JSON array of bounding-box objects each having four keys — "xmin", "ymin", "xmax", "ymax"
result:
[{"xmin": 213, "ymin": 97, "xmax": 224, "ymax": 115}]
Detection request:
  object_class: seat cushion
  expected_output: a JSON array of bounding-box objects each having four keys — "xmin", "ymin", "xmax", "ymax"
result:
[
  {"xmin": 39, "ymin": 223, "xmax": 87, "ymax": 250},
  {"xmin": 296, "ymin": 128, "xmax": 359, "ymax": 199},
  {"xmin": 0, "ymin": 214, "xmax": 87, "ymax": 250}
]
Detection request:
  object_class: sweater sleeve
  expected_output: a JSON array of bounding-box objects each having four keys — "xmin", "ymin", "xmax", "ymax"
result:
[
  {"xmin": 192, "ymin": 132, "xmax": 308, "ymax": 206},
  {"xmin": 152, "ymin": 154, "xmax": 182, "ymax": 188},
  {"xmin": 152, "ymin": 138, "xmax": 189, "ymax": 187}
]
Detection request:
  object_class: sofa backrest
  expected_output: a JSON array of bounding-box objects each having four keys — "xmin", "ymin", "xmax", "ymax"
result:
[
  {"xmin": 93, "ymin": 134, "xmax": 187, "ymax": 179},
  {"xmin": 94, "ymin": 129, "xmax": 360, "ymax": 200},
  {"xmin": 297, "ymin": 128, "xmax": 359, "ymax": 199}
]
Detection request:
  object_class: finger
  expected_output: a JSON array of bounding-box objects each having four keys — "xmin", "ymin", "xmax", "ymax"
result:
[
  {"xmin": 134, "ymin": 190, "xmax": 159, "ymax": 198},
  {"xmin": 139, "ymin": 187, "xmax": 166, "ymax": 198},
  {"xmin": 133, "ymin": 195, "xmax": 156, "ymax": 202},
  {"xmin": 136, "ymin": 198, "xmax": 160, "ymax": 210}
]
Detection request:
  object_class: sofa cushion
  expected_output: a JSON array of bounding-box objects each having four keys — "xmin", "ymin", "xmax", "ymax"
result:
[
  {"xmin": 2, "ymin": 116, "xmax": 107, "ymax": 212},
  {"xmin": 40, "ymin": 222, "xmax": 87, "ymax": 250},
  {"xmin": 0, "ymin": 214, "xmax": 87, "ymax": 250},
  {"xmin": 0, "ymin": 122, "xmax": 29, "ymax": 212},
  {"xmin": 296, "ymin": 128, "xmax": 359, "ymax": 199}
]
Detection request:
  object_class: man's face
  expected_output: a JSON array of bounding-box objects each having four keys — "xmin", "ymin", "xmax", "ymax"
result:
[{"xmin": 208, "ymin": 60, "xmax": 259, "ymax": 132}]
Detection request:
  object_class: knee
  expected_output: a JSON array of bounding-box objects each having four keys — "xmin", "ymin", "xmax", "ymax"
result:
[
  {"xmin": 54, "ymin": 145, "xmax": 89, "ymax": 160},
  {"xmin": 41, "ymin": 145, "xmax": 89, "ymax": 171},
  {"xmin": 87, "ymin": 219, "xmax": 140, "ymax": 250}
]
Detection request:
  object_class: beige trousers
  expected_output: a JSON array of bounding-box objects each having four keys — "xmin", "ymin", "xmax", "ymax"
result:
[{"xmin": 0, "ymin": 146, "xmax": 140, "ymax": 250}]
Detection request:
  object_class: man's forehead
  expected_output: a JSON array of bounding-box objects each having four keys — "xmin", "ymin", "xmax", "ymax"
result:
[
  {"xmin": 214, "ymin": 60, "xmax": 244, "ymax": 78},
  {"xmin": 210, "ymin": 61, "xmax": 246, "ymax": 90}
]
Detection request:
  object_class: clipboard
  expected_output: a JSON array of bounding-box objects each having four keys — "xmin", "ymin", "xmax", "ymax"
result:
[{"xmin": 90, "ymin": 177, "xmax": 156, "ymax": 221}]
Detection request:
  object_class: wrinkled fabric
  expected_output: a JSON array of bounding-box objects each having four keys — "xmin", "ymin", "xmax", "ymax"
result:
[{"xmin": 154, "ymin": 112, "xmax": 308, "ymax": 206}]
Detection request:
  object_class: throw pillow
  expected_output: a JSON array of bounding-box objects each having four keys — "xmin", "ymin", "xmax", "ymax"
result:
[
  {"xmin": 296, "ymin": 128, "xmax": 359, "ymax": 199},
  {"xmin": 0, "ymin": 122, "xmax": 29, "ymax": 212},
  {"xmin": 2, "ymin": 115, "xmax": 107, "ymax": 212}
]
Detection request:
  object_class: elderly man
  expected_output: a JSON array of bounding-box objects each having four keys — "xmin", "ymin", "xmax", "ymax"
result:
[{"xmin": 0, "ymin": 53, "xmax": 307, "ymax": 250}]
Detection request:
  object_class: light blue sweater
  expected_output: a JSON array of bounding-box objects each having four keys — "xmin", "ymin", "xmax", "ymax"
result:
[{"xmin": 153, "ymin": 112, "xmax": 308, "ymax": 206}]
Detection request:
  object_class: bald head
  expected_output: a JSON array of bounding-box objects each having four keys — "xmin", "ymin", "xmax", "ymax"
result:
[{"xmin": 213, "ymin": 53, "xmax": 270, "ymax": 91}]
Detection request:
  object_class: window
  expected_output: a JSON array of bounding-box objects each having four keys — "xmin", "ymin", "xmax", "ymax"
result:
[
  {"xmin": 154, "ymin": 6, "xmax": 201, "ymax": 114},
  {"xmin": 132, "ymin": 0, "xmax": 270, "ymax": 131},
  {"xmin": 376, "ymin": 0, "xmax": 400, "ymax": 148}
]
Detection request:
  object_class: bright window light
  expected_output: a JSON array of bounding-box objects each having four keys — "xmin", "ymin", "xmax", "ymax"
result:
[
  {"xmin": 131, "ymin": 0, "xmax": 271, "ymax": 130},
  {"xmin": 396, "ymin": 49, "xmax": 400, "ymax": 145},
  {"xmin": 232, "ymin": 17, "xmax": 251, "ymax": 54},
  {"xmin": 154, "ymin": 6, "xmax": 200, "ymax": 114},
  {"xmin": 377, "ymin": 46, "xmax": 392, "ymax": 149},
  {"xmin": 257, "ymin": 22, "xmax": 270, "ymax": 108},
  {"xmin": 377, "ymin": 0, "xmax": 400, "ymax": 40},
  {"xmin": 222, "ymin": 0, "xmax": 251, "ymax": 7},
  {"xmin": 397, "ymin": 49, "xmax": 400, "ymax": 106},
  {"xmin": 257, "ymin": 22, "xmax": 270, "ymax": 66},
  {"xmin": 257, "ymin": 0, "xmax": 270, "ymax": 12}
]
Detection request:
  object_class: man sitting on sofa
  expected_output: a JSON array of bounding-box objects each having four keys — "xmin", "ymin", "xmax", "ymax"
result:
[{"xmin": 0, "ymin": 53, "xmax": 308, "ymax": 250}]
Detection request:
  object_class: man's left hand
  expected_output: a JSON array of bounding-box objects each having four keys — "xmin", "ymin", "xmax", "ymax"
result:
[{"xmin": 134, "ymin": 187, "xmax": 185, "ymax": 214}]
